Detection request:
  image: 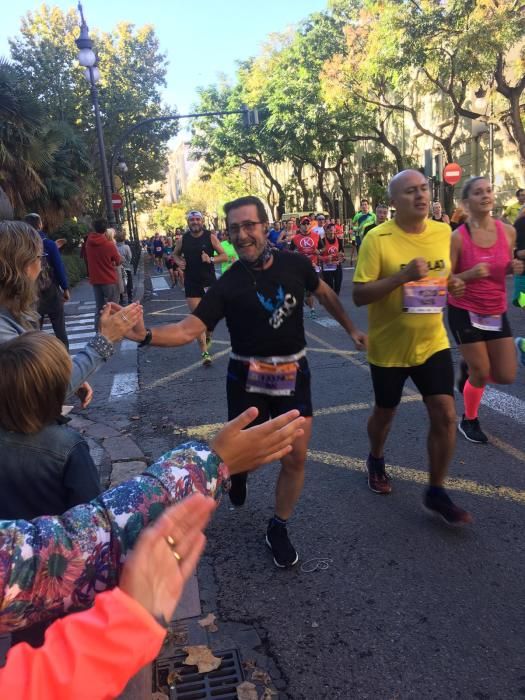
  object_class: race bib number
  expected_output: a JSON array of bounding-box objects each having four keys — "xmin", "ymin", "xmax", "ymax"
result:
[
  {"xmin": 246, "ymin": 360, "xmax": 298, "ymax": 396},
  {"xmin": 468, "ymin": 312, "xmax": 502, "ymax": 331},
  {"xmin": 402, "ymin": 277, "xmax": 447, "ymax": 313}
]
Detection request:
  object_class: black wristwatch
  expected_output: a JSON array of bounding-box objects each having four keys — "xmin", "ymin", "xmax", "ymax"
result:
[{"xmin": 138, "ymin": 328, "xmax": 153, "ymax": 348}]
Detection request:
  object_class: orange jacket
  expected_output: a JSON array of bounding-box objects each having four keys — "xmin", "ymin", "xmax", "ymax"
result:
[{"xmin": 1, "ymin": 588, "xmax": 165, "ymax": 700}]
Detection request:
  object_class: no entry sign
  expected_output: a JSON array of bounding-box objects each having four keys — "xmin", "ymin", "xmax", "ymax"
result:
[
  {"xmin": 443, "ymin": 163, "xmax": 462, "ymax": 186},
  {"xmin": 111, "ymin": 193, "xmax": 123, "ymax": 210}
]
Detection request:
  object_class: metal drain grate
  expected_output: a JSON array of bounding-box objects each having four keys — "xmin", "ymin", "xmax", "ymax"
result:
[{"xmin": 155, "ymin": 648, "xmax": 244, "ymax": 699}]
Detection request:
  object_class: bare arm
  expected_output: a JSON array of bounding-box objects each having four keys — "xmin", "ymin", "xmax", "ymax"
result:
[
  {"xmin": 314, "ymin": 279, "xmax": 367, "ymax": 349},
  {"xmin": 172, "ymin": 237, "xmax": 185, "ymax": 268},
  {"xmin": 352, "ymin": 272, "xmax": 406, "ymax": 307},
  {"xmin": 209, "ymin": 235, "xmax": 228, "ymax": 264},
  {"xmin": 126, "ymin": 314, "xmax": 207, "ymax": 346}
]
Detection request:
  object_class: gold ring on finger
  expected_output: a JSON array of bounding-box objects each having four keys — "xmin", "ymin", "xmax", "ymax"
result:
[{"xmin": 165, "ymin": 535, "xmax": 182, "ymax": 561}]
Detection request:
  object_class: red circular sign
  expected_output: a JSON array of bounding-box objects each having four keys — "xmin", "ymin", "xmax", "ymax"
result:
[
  {"xmin": 443, "ymin": 163, "xmax": 462, "ymax": 186},
  {"xmin": 111, "ymin": 193, "xmax": 123, "ymax": 210}
]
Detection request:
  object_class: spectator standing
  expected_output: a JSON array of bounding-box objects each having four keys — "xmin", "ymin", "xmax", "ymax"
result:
[
  {"xmin": 85, "ymin": 218, "xmax": 121, "ymax": 331},
  {"xmin": 24, "ymin": 213, "xmax": 70, "ymax": 349},
  {"xmin": 0, "ymin": 331, "xmax": 101, "ymax": 648},
  {"xmin": 116, "ymin": 231, "xmax": 133, "ymax": 304}
]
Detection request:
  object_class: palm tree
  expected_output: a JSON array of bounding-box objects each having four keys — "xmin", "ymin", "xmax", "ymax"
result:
[{"xmin": 0, "ymin": 58, "xmax": 89, "ymax": 225}]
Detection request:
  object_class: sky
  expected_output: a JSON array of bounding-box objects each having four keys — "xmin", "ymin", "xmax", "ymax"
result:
[{"xmin": 1, "ymin": 0, "xmax": 328, "ymax": 117}]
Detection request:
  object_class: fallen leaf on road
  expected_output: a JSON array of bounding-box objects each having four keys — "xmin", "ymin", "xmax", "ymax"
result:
[
  {"xmin": 236, "ymin": 681, "xmax": 258, "ymax": 700},
  {"xmin": 198, "ymin": 612, "xmax": 218, "ymax": 632},
  {"xmin": 164, "ymin": 626, "xmax": 187, "ymax": 646},
  {"xmin": 251, "ymin": 669, "xmax": 271, "ymax": 685},
  {"xmin": 151, "ymin": 693, "xmax": 169, "ymax": 700},
  {"xmin": 242, "ymin": 659, "xmax": 257, "ymax": 672},
  {"xmin": 167, "ymin": 670, "xmax": 182, "ymax": 685},
  {"xmin": 183, "ymin": 645, "xmax": 221, "ymax": 673},
  {"xmin": 260, "ymin": 688, "xmax": 278, "ymax": 699},
  {"xmin": 131, "ymin": 416, "xmax": 140, "ymax": 420}
]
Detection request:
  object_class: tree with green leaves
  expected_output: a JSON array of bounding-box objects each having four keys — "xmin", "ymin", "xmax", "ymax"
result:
[{"xmin": 7, "ymin": 4, "xmax": 178, "ymax": 219}]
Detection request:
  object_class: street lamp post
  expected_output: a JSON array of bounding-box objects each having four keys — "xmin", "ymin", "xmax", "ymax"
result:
[{"xmin": 75, "ymin": 2, "xmax": 116, "ymax": 226}]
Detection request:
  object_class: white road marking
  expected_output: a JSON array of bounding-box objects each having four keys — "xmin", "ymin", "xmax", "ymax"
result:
[
  {"xmin": 314, "ymin": 318, "xmax": 339, "ymax": 328},
  {"xmin": 110, "ymin": 371, "xmax": 138, "ymax": 399},
  {"xmin": 482, "ymin": 387, "xmax": 525, "ymax": 425},
  {"xmin": 65, "ymin": 332, "xmax": 95, "ymax": 341},
  {"xmin": 151, "ymin": 276, "xmax": 170, "ymax": 291},
  {"xmin": 69, "ymin": 342, "xmax": 90, "ymax": 350}
]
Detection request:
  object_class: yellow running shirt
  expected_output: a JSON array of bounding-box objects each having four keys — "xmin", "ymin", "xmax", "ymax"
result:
[{"xmin": 353, "ymin": 219, "xmax": 451, "ymax": 367}]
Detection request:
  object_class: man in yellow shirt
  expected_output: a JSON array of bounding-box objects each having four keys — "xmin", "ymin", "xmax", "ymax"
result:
[
  {"xmin": 353, "ymin": 169, "xmax": 472, "ymax": 526},
  {"xmin": 502, "ymin": 188, "xmax": 525, "ymax": 224}
]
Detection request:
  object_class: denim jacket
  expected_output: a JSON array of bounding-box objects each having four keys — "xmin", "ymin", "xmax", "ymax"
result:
[
  {"xmin": 0, "ymin": 306, "xmax": 114, "ymax": 396},
  {"xmin": 0, "ymin": 422, "xmax": 101, "ymax": 520}
]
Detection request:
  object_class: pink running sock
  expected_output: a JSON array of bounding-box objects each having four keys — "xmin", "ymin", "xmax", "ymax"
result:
[{"xmin": 463, "ymin": 380, "xmax": 485, "ymax": 420}]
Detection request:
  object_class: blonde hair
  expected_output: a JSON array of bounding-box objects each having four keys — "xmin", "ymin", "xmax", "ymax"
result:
[
  {"xmin": 0, "ymin": 332, "xmax": 72, "ymax": 433},
  {"xmin": 0, "ymin": 221, "xmax": 42, "ymax": 324},
  {"xmin": 106, "ymin": 228, "xmax": 116, "ymax": 241}
]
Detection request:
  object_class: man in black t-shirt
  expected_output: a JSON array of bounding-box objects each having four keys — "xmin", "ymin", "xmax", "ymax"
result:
[
  {"xmin": 173, "ymin": 210, "xmax": 227, "ymax": 365},
  {"xmin": 127, "ymin": 196, "xmax": 366, "ymax": 569}
]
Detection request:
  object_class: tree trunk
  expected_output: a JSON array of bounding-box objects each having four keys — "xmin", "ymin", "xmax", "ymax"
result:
[
  {"xmin": 507, "ymin": 92, "xmax": 525, "ymax": 175},
  {"xmin": 246, "ymin": 158, "xmax": 286, "ymax": 219},
  {"xmin": 293, "ymin": 161, "xmax": 310, "ymax": 210},
  {"xmin": 333, "ymin": 163, "xmax": 354, "ymax": 219},
  {"xmin": 313, "ymin": 163, "xmax": 333, "ymax": 215}
]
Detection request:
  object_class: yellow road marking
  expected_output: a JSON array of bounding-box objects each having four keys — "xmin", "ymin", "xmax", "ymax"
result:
[
  {"xmin": 175, "ymin": 395, "xmax": 422, "ymax": 439},
  {"xmin": 145, "ymin": 347, "xmax": 231, "ymax": 389},
  {"xmin": 308, "ymin": 449, "xmax": 525, "ymax": 505},
  {"xmin": 483, "ymin": 433, "xmax": 525, "ymax": 463}
]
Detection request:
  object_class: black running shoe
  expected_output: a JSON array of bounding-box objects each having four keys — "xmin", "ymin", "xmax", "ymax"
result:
[
  {"xmin": 423, "ymin": 489, "xmax": 473, "ymax": 527},
  {"xmin": 265, "ymin": 520, "xmax": 299, "ymax": 568},
  {"xmin": 228, "ymin": 473, "xmax": 248, "ymax": 507},
  {"xmin": 458, "ymin": 415, "xmax": 488, "ymax": 444},
  {"xmin": 457, "ymin": 360, "xmax": 469, "ymax": 394}
]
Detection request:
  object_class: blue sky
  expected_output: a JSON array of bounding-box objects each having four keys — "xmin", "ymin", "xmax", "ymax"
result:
[{"xmin": 1, "ymin": 0, "xmax": 328, "ymax": 114}]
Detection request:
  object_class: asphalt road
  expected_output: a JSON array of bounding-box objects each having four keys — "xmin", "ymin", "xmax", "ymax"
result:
[{"xmin": 134, "ymin": 262, "xmax": 525, "ymax": 700}]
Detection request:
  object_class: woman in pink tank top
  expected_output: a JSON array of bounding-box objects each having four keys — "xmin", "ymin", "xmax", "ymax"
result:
[{"xmin": 448, "ymin": 176, "xmax": 523, "ymax": 444}]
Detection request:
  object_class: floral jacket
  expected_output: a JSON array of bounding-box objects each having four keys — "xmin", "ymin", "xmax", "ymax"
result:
[{"xmin": 0, "ymin": 441, "xmax": 228, "ymax": 632}]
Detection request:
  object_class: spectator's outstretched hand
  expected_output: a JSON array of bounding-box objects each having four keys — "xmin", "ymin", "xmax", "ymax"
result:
[
  {"xmin": 211, "ymin": 408, "xmax": 305, "ymax": 475},
  {"xmin": 120, "ymin": 493, "xmax": 215, "ymax": 625},
  {"xmin": 99, "ymin": 302, "xmax": 143, "ymax": 343}
]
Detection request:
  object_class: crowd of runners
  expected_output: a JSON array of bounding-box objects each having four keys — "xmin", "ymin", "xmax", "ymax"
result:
[
  {"xmin": 118, "ymin": 170, "xmax": 525, "ymax": 567},
  {"xmin": 1, "ymin": 169, "xmax": 524, "ymax": 696}
]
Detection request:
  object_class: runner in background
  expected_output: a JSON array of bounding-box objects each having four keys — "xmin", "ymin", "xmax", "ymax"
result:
[
  {"xmin": 172, "ymin": 211, "xmax": 227, "ymax": 365},
  {"xmin": 352, "ymin": 199, "xmax": 376, "ymax": 254},
  {"xmin": 291, "ymin": 216, "xmax": 321, "ymax": 318},
  {"xmin": 319, "ymin": 222, "xmax": 345, "ymax": 295},
  {"xmin": 448, "ymin": 176, "xmax": 523, "ymax": 443}
]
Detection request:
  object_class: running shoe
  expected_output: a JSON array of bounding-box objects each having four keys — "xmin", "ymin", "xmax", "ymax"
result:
[
  {"xmin": 458, "ymin": 415, "xmax": 488, "ymax": 444},
  {"xmin": 366, "ymin": 456, "xmax": 392, "ymax": 494},
  {"xmin": 201, "ymin": 351, "xmax": 212, "ymax": 366},
  {"xmin": 423, "ymin": 488, "xmax": 473, "ymax": 527},
  {"xmin": 228, "ymin": 473, "xmax": 248, "ymax": 507},
  {"xmin": 265, "ymin": 520, "xmax": 299, "ymax": 568},
  {"xmin": 456, "ymin": 360, "xmax": 469, "ymax": 394},
  {"xmin": 515, "ymin": 337, "xmax": 525, "ymax": 368}
]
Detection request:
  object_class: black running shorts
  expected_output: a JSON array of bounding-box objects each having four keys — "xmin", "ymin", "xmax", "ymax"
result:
[
  {"xmin": 226, "ymin": 357, "xmax": 313, "ymax": 425},
  {"xmin": 184, "ymin": 278, "xmax": 213, "ymax": 299},
  {"xmin": 369, "ymin": 348, "xmax": 454, "ymax": 409},
  {"xmin": 447, "ymin": 305, "xmax": 512, "ymax": 345}
]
